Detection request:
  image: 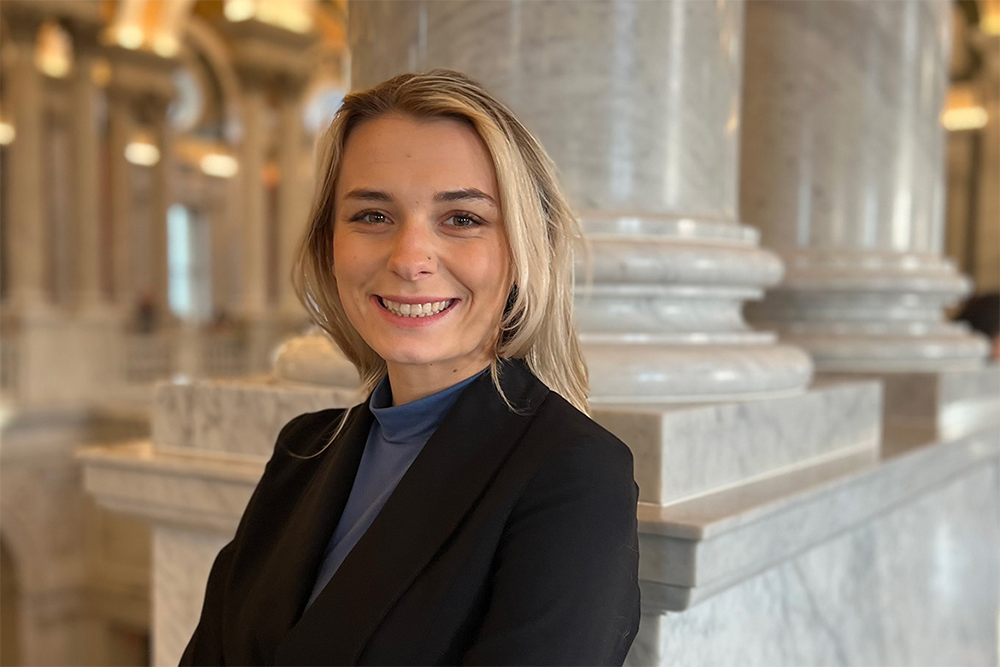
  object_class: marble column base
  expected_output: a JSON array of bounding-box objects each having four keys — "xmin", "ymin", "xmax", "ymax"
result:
[
  {"xmin": 1, "ymin": 403, "xmax": 151, "ymax": 667},
  {"xmin": 0, "ymin": 308, "xmax": 128, "ymax": 408},
  {"xmin": 628, "ymin": 429, "xmax": 999, "ymax": 666},
  {"xmin": 593, "ymin": 380, "xmax": 881, "ymax": 505},
  {"xmin": 749, "ymin": 249, "xmax": 990, "ymax": 372},
  {"xmin": 578, "ymin": 216, "xmax": 815, "ymax": 401},
  {"xmin": 82, "ymin": 375, "xmax": 362, "ymax": 664}
]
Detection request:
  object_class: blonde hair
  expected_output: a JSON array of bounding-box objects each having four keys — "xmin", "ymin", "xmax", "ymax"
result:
[{"xmin": 292, "ymin": 69, "xmax": 589, "ymax": 456}]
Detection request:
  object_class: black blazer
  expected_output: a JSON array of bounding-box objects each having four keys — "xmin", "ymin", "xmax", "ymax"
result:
[{"xmin": 180, "ymin": 358, "xmax": 640, "ymax": 666}]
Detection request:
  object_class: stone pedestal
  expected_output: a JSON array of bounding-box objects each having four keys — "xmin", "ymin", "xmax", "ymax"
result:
[
  {"xmin": 629, "ymin": 430, "xmax": 999, "ymax": 666},
  {"xmin": 1, "ymin": 403, "xmax": 151, "ymax": 667},
  {"xmin": 82, "ymin": 378, "xmax": 359, "ymax": 665}
]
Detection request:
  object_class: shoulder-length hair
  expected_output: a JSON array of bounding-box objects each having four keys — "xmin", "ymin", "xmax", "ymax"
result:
[{"xmin": 292, "ymin": 69, "xmax": 590, "ymax": 453}]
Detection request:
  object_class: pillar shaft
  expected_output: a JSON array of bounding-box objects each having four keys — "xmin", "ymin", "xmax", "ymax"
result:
[
  {"xmin": 107, "ymin": 88, "xmax": 134, "ymax": 312},
  {"xmin": 277, "ymin": 84, "xmax": 306, "ymax": 316},
  {"xmin": 71, "ymin": 33, "xmax": 105, "ymax": 308},
  {"xmin": 5, "ymin": 17, "xmax": 49, "ymax": 310},
  {"xmin": 349, "ymin": 0, "xmax": 812, "ymax": 401},
  {"xmin": 740, "ymin": 0, "xmax": 988, "ymax": 371},
  {"xmin": 237, "ymin": 80, "xmax": 270, "ymax": 318},
  {"xmin": 149, "ymin": 99, "xmax": 172, "ymax": 320}
]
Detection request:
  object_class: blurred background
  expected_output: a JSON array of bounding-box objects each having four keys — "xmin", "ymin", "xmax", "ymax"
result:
[{"xmin": 0, "ymin": 1, "xmax": 997, "ymax": 666}]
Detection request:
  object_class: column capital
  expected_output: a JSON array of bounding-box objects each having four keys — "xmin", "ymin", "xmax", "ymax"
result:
[
  {"xmin": 105, "ymin": 44, "xmax": 177, "ymax": 103},
  {"xmin": 1, "ymin": 2, "xmax": 45, "ymax": 45},
  {"xmin": 219, "ymin": 17, "xmax": 317, "ymax": 93}
]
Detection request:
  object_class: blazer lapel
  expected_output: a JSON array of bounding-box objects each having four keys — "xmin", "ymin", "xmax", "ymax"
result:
[
  {"xmin": 274, "ymin": 358, "xmax": 550, "ymax": 666},
  {"xmin": 239, "ymin": 401, "xmax": 374, "ymax": 662}
]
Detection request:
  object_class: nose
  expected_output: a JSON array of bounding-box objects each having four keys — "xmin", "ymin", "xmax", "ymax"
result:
[{"xmin": 386, "ymin": 219, "xmax": 436, "ymax": 281}]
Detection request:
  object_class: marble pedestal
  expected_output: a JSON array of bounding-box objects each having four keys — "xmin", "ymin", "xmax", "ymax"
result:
[
  {"xmin": 1, "ymin": 402, "xmax": 151, "ymax": 667},
  {"xmin": 1, "ymin": 308, "xmax": 127, "ymax": 408},
  {"xmin": 825, "ymin": 366, "xmax": 1000, "ymax": 455},
  {"xmin": 82, "ymin": 378, "xmax": 358, "ymax": 666},
  {"xmin": 628, "ymin": 427, "xmax": 1000, "ymax": 667}
]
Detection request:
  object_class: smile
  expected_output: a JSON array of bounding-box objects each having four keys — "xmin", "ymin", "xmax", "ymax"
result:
[{"xmin": 376, "ymin": 296, "xmax": 456, "ymax": 318}]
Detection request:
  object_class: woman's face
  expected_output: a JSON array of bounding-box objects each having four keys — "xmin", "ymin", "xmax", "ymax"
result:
[{"xmin": 333, "ymin": 113, "xmax": 511, "ymax": 374}]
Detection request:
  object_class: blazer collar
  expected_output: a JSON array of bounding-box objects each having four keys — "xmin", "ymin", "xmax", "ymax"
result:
[{"xmin": 273, "ymin": 357, "xmax": 550, "ymax": 665}]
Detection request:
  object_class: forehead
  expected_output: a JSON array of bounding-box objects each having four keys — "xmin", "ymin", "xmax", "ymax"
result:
[{"xmin": 336, "ymin": 114, "xmax": 499, "ymax": 199}]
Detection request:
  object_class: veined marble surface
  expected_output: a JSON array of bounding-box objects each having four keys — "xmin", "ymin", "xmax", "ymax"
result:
[
  {"xmin": 82, "ymin": 415, "xmax": 1000, "ymax": 666},
  {"xmin": 637, "ymin": 427, "xmax": 999, "ymax": 613},
  {"xmin": 593, "ymin": 380, "xmax": 880, "ymax": 504},
  {"xmin": 152, "ymin": 378, "xmax": 359, "ymax": 457},
  {"xmin": 347, "ymin": 0, "xmax": 814, "ymax": 402},
  {"xmin": 740, "ymin": 1, "xmax": 987, "ymax": 371},
  {"xmin": 830, "ymin": 366, "xmax": 1000, "ymax": 445},
  {"xmin": 628, "ymin": 451, "xmax": 1000, "ymax": 666}
]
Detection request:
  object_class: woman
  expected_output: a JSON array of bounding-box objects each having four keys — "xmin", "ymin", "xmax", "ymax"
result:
[{"xmin": 181, "ymin": 69, "xmax": 641, "ymax": 666}]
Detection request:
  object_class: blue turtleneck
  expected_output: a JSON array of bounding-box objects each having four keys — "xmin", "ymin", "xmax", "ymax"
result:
[{"xmin": 305, "ymin": 367, "xmax": 489, "ymax": 608}]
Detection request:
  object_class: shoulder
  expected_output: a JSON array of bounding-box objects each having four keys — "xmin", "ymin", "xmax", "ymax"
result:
[
  {"xmin": 271, "ymin": 406, "xmax": 350, "ymax": 458},
  {"xmin": 529, "ymin": 390, "xmax": 635, "ymax": 482},
  {"xmin": 516, "ymin": 390, "xmax": 637, "ymax": 518}
]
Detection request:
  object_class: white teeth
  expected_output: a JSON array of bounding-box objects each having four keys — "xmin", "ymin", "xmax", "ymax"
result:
[{"xmin": 381, "ymin": 298, "xmax": 453, "ymax": 318}]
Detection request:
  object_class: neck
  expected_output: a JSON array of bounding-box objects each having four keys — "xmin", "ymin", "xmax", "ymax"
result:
[{"xmin": 385, "ymin": 357, "xmax": 491, "ymax": 406}]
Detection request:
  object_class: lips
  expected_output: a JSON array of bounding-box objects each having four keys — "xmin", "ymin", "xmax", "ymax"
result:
[{"xmin": 372, "ymin": 294, "xmax": 459, "ymax": 327}]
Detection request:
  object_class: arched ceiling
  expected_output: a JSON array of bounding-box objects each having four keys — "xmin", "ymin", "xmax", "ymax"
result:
[{"xmin": 103, "ymin": 0, "xmax": 346, "ymax": 55}]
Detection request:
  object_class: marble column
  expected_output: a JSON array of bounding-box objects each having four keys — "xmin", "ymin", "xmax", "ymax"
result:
[
  {"xmin": 277, "ymin": 80, "xmax": 308, "ymax": 318},
  {"xmin": 350, "ymin": 0, "xmax": 813, "ymax": 402},
  {"xmin": 3, "ymin": 12, "xmax": 49, "ymax": 313},
  {"xmin": 740, "ymin": 0, "xmax": 989, "ymax": 372},
  {"xmin": 147, "ymin": 97, "xmax": 173, "ymax": 323},
  {"xmin": 70, "ymin": 23, "xmax": 106, "ymax": 310},
  {"xmin": 973, "ymin": 36, "xmax": 1000, "ymax": 292},
  {"xmin": 107, "ymin": 85, "xmax": 135, "ymax": 313},
  {"xmin": 235, "ymin": 76, "xmax": 270, "ymax": 320}
]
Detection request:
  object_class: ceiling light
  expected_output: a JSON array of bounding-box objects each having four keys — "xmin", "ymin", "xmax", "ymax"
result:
[
  {"xmin": 200, "ymin": 153, "xmax": 239, "ymax": 178},
  {"xmin": 942, "ymin": 106, "xmax": 989, "ymax": 131},
  {"xmin": 125, "ymin": 142, "xmax": 160, "ymax": 166}
]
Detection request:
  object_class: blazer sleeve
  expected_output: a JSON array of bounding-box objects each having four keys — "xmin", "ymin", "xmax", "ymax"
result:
[
  {"xmin": 461, "ymin": 432, "xmax": 642, "ymax": 666},
  {"xmin": 178, "ymin": 413, "xmax": 310, "ymax": 666}
]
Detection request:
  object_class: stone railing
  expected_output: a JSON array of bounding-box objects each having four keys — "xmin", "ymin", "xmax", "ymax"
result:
[
  {"xmin": 125, "ymin": 332, "xmax": 254, "ymax": 384},
  {"xmin": 123, "ymin": 334, "xmax": 177, "ymax": 385},
  {"xmin": 198, "ymin": 333, "xmax": 249, "ymax": 378}
]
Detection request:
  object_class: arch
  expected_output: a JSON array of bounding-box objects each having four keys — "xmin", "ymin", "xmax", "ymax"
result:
[
  {"xmin": 0, "ymin": 538, "xmax": 21, "ymax": 666},
  {"xmin": 180, "ymin": 16, "xmax": 243, "ymax": 142}
]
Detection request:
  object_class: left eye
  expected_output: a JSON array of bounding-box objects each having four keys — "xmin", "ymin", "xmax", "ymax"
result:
[{"xmin": 448, "ymin": 214, "xmax": 482, "ymax": 228}]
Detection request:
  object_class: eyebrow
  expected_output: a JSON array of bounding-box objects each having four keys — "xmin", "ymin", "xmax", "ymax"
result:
[
  {"xmin": 434, "ymin": 188, "xmax": 497, "ymax": 207},
  {"xmin": 342, "ymin": 188, "xmax": 498, "ymax": 208}
]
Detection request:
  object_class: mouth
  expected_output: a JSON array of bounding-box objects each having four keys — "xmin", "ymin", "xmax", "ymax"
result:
[{"xmin": 373, "ymin": 295, "xmax": 460, "ymax": 326}]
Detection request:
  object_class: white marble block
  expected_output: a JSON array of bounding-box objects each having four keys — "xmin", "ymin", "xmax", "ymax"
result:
[{"xmin": 593, "ymin": 380, "xmax": 881, "ymax": 505}]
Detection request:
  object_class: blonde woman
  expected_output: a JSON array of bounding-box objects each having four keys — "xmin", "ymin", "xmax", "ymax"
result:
[{"xmin": 181, "ymin": 69, "xmax": 640, "ymax": 666}]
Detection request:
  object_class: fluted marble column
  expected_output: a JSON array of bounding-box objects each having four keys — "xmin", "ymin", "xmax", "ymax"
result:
[
  {"xmin": 277, "ymin": 80, "xmax": 308, "ymax": 317},
  {"xmin": 349, "ymin": 0, "xmax": 812, "ymax": 401},
  {"xmin": 148, "ymin": 98, "xmax": 173, "ymax": 321},
  {"xmin": 3, "ymin": 11, "xmax": 49, "ymax": 313},
  {"xmin": 235, "ymin": 77, "xmax": 270, "ymax": 319},
  {"xmin": 70, "ymin": 23, "xmax": 107, "ymax": 309},
  {"xmin": 740, "ymin": 0, "xmax": 988, "ymax": 371},
  {"xmin": 107, "ymin": 85, "xmax": 135, "ymax": 312}
]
